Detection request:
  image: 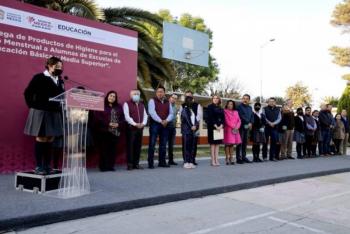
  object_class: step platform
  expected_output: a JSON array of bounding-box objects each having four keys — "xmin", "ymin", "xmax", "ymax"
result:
[{"xmin": 15, "ymin": 170, "xmax": 62, "ymax": 194}]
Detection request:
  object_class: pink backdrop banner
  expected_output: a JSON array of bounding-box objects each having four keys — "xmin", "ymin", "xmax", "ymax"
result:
[{"xmin": 0, "ymin": 0, "xmax": 138, "ymax": 173}]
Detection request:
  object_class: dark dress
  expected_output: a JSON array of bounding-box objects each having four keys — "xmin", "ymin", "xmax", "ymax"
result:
[
  {"xmin": 251, "ymin": 113, "xmax": 266, "ymax": 144},
  {"xmin": 91, "ymin": 104, "xmax": 125, "ymax": 171},
  {"xmin": 206, "ymin": 104, "xmax": 224, "ymax": 144}
]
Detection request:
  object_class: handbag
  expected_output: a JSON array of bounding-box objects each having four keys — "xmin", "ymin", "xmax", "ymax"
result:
[{"xmin": 213, "ymin": 128, "xmax": 224, "ymax": 140}]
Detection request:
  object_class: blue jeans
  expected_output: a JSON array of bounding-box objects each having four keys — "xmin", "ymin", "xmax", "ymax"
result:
[
  {"xmin": 321, "ymin": 128, "xmax": 331, "ymax": 154},
  {"xmin": 148, "ymin": 122, "xmax": 169, "ymax": 166},
  {"xmin": 262, "ymin": 127, "xmax": 279, "ymax": 160}
]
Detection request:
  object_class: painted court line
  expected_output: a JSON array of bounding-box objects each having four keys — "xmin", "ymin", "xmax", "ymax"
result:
[
  {"xmin": 188, "ymin": 190, "xmax": 350, "ymax": 234},
  {"xmin": 268, "ymin": 216, "xmax": 327, "ymax": 233}
]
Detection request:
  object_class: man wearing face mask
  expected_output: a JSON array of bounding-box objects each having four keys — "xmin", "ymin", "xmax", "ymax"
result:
[
  {"xmin": 24, "ymin": 56, "xmax": 65, "ymax": 175},
  {"xmin": 123, "ymin": 89, "xmax": 148, "ymax": 170}
]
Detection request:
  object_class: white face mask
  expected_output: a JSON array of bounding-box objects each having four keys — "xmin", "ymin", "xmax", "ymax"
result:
[{"xmin": 132, "ymin": 94, "xmax": 140, "ymax": 102}]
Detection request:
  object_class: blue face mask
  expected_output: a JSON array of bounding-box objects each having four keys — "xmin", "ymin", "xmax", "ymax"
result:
[{"xmin": 132, "ymin": 95, "xmax": 140, "ymax": 102}]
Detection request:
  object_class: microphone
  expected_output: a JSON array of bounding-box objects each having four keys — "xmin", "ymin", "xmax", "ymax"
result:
[{"xmin": 62, "ymin": 76, "xmax": 92, "ymax": 90}]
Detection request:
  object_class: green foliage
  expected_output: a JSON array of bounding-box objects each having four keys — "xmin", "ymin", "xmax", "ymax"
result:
[
  {"xmin": 104, "ymin": 7, "xmax": 175, "ymax": 90},
  {"xmin": 329, "ymin": 46, "xmax": 350, "ymax": 68},
  {"xmin": 322, "ymin": 96, "xmax": 340, "ymax": 106},
  {"xmin": 285, "ymin": 82, "xmax": 312, "ymax": 108},
  {"xmin": 331, "ymin": 0, "xmax": 350, "ymax": 31},
  {"xmin": 24, "ymin": 0, "xmax": 105, "ymax": 20},
  {"xmin": 330, "ymin": 0, "xmax": 350, "ymax": 80},
  {"xmin": 337, "ymin": 84, "xmax": 350, "ymax": 114},
  {"xmin": 151, "ymin": 10, "xmax": 219, "ymax": 94}
]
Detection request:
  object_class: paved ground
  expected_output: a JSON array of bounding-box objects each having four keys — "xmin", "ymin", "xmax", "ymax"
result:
[
  {"xmin": 14, "ymin": 172, "xmax": 350, "ymax": 234},
  {"xmin": 1, "ymin": 155, "xmax": 350, "ymax": 231}
]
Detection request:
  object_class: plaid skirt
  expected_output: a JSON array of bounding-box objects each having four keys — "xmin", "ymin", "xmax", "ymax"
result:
[
  {"xmin": 293, "ymin": 131, "xmax": 306, "ymax": 144},
  {"xmin": 24, "ymin": 108, "xmax": 63, "ymax": 137},
  {"xmin": 251, "ymin": 130, "xmax": 266, "ymax": 143}
]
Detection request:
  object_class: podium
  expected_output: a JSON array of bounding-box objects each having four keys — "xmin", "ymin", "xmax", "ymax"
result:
[{"xmin": 48, "ymin": 88, "xmax": 104, "ymax": 199}]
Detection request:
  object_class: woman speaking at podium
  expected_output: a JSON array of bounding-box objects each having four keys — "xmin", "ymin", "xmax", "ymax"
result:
[{"xmin": 24, "ymin": 56, "xmax": 65, "ymax": 175}]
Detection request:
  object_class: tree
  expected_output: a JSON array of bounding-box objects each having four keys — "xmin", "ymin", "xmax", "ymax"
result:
[
  {"xmin": 330, "ymin": 0, "xmax": 350, "ymax": 81},
  {"xmin": 322, "ymin": 96, "xmax": 339, "ymax": 106},
  {"xmin": 337, "ymin": 83, "xmax": 350, "ymax": 114},
  {"xmin": 22, "ymin": 0, "xmax": 105, "ymax": 20},
  {"xmin": 149, "ymin": 10, "xmax": 219, "ymax": 94},
  {"xmin": 274, "ymin": 96, "xmax": 285, "ymax": 106},
  {"xmin": 285, "ymin": 82, "xmax": 312, "ymax": 108},
  {"xmin": 253, "ymin": 96, "xmax": 284, "ymax": 105},
  {"xmin": 205, "ymin": 78, "xmax": 243, "ymax": 99},
  {"xmin": 103, "ymin": 8, "xmax": 175, "ymax": 91}
]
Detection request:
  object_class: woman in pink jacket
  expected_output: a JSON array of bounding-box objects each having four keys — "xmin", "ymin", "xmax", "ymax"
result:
[{"xmin": 224, "ymin": 100, "xmax": 242, "ymax": 165}]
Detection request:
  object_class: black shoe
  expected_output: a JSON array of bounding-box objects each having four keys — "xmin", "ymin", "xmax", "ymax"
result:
[
  {"xmin": 34, "ymin": 167, "xmax": 45, "ymax": 175},
  {"xmin": 193, "ymin": 162, "xmax": 198, "ymax": 166},
  {"xmin": 269, "ymin": 158, "xmax": 277, "ymax": 162},
  {"xmin": 133, "ymin": 165, "xmax": 144, "ymax": 169},
  {"xmin": 243, "ymin": 158, "xmax": 251, "ymax": 163},
  {"xmin": 297, "ymin": 156, "xmax": 304, "ymax": 159},
  {"xmin": 236, "ymin": 160, "xmax": 244, "ymax": 164},
  {"xmin": 127, "ymin": 165, "xmax": 133, "ymax": 170},
  {"xmin": 168, "ymin": 161, "xmax": 178, "ymax": 166},
  {"xmin": 287, "ymin": 156, "xmax": 295, "ymax": 159},
  {"xmin": 158, "ymin": 164, "xmax": 170, "ymax": 168},
  {"xmin": 256, "ymin": 158, "xmax": 263, "ymax": 162},
  {"xmin": 148, "ymin": 165, "xmax": 155, "ymax": 169}
]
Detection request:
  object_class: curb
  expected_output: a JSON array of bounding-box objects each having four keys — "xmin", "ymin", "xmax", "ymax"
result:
[{"xmin": 1, "ymin": 167, "xmax": 350, "ymax": 232}]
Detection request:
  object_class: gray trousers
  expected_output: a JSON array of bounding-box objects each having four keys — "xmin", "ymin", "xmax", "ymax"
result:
[{"xmin": 340, "ymin": 133, "xmax": 349, "ymax": 155}]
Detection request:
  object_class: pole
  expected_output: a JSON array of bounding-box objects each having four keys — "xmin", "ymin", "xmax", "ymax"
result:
[{"xmin": 259, "ymin": 38, "xmax": 275, "ymax": 103}]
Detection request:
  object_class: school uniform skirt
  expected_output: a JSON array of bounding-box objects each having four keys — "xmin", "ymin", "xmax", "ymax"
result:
[
  {"xmin": 293, "ymin": 131, "xmax": 306, "ymax": 144},
  {"xmin": 24, "ymin": 108, "xmax": 63, "ymax": 137},
  {"xmin": 251, "ymin": 130, "xmax": 266, "ymax": 144}
]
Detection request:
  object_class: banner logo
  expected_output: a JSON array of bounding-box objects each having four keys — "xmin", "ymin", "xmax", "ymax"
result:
[{"xmin": 26, "ymin": 15, "xmax": 53, "ymax": 31}]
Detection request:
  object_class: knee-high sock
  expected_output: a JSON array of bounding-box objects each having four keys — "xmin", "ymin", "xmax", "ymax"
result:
[
  {"xmin": 35, "ymin": 141, "xmax": 46, "ymax": 168},
  {"xmin": 43, "ymin": 142, "xmax": 53, "ymax": 170}
]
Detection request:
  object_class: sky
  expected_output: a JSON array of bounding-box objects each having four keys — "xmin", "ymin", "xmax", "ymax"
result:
[{"xmin": 96, "ymin": 0, "xmax": 349, "ymax": 106}]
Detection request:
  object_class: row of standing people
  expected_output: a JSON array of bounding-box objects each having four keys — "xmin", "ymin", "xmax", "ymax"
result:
[
  {"xmin": 24, "ymin": 57, "xmax": 348, "ymax": 174},
  {"xmin": 205, "ymin": 94, "xmax": 349, "ymax": 167},
  {"xmin": 90, "ymin": 86, "xmax": 202, "ymax": 171}
]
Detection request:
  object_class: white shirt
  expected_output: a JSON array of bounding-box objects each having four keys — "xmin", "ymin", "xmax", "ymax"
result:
[
  {"xmin": 190, "ymin": 109, "xmax": 195, "ymax": 125},
  {"xmin": 179, "ymin": 103, "xmax": 203, "ymax": 122},
  {"xmin": 123, "ymin": 102, "xmax": 148, "ymax": 126},
  {"xmin": 43, "ymin": 70, "xmax": 58, "ymax": 85}
]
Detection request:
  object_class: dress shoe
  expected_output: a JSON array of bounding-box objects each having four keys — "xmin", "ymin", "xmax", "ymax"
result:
[
  {"xmin": 133, "ymin": 165, "xmax": 144, "ymax": 169},
  {"xmin": 236, "ymin": 160, "xmax": 244, "ymax": 164},
  {"xmin": 168, "ymin": 161, "xmax": 178, "ymax": 166},
  {"xmin": 148, "ymin": 165, "xmax": 155, "ymax": 169},
  {"xmin": 243, "ymin": 158, "xmax": 251, "ymax": 163},
  {"xmin": 193, "ymin": 162, "xmax": 198, "ymax": 166},
  {"xmin": 269, "ymin": 158, "xmax": 277, "ymax": 162},
  {"xmin": 287, "ymin": 156, "xmax": 295, "ymax": 159},
  {"xmin": 158, "ymin": 164, "xmax": 170, "ymax": 168}
]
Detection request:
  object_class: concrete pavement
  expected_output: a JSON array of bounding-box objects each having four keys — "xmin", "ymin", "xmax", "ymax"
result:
[
  {"xmin": 1, "ymin": 155, "xmax": 350, "ymax": 232},
  {"xmin": 16, "ymin": 172, "xmax": 350, "ymax": 234}
]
